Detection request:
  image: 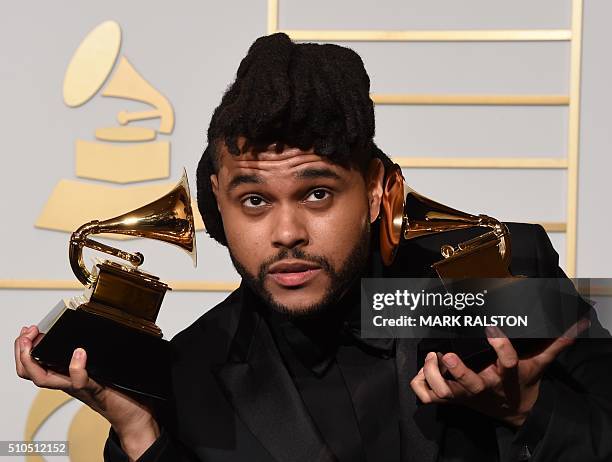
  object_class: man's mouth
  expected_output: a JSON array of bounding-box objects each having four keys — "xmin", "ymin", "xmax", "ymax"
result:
[{"xmin": 267, "ymin": 260, "xmax": 322, "ymax": 287}]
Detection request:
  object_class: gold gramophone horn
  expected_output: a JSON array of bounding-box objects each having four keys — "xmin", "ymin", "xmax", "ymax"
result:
[
  {"xmin": 380, "ymin": 164, "xmax": 512, "ymax": 279},
  {"xmin": 69, "ymin": 169, "xmax": 197, "ymax": 287},
  {"xmin": 63, "ymin": 20, "xmax": 174, "ymax": 133}
]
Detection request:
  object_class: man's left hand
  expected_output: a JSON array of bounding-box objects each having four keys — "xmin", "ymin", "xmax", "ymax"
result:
[{"xmin": 410, "ymin": 318, "xmax": 591, "ymax": 427}]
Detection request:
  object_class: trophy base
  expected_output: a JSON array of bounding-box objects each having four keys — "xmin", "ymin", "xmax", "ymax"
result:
[
  {"xmin": 415, "ymin": 277, "xmax": 593, "ymax": 378},
  {"xmin": 31, "ymin": 301, "xmax": 173, "ymax": 401}
]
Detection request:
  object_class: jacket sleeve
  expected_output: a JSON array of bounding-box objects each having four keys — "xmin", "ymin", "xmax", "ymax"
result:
[
  {"xmin": 502, "ymin": 225, "xmax": 612, "ymax": 462},
  {"xmin": 104, "ymin": 427, "xmax": 199, "ymax": 462},
  {"xmin": 103, "ymin": 383, "xmax": 200, "ymax": 462}
]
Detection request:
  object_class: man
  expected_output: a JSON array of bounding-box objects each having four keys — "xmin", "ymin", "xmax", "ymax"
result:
[{"xmin": 14, "ymin": 33, "xmax": 612, "ymax": 461}]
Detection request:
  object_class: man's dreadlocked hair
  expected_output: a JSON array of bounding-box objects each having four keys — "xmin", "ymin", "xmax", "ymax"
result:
[{"xmin": 196, "ymin": 32, "xmax": 392, "ymax": 246}]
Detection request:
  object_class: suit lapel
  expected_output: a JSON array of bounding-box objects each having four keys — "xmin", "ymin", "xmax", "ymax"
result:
[
  {"xmin": 375, "ymin": 244, "xmax": 445, "ymax": 462},
  {"xmin": 214, "ymin": 290, "xmax": 337, "ymax": 462},
  {"xmin": 396, "ymin": 338, "xmax": 445, "ymax": 462}
]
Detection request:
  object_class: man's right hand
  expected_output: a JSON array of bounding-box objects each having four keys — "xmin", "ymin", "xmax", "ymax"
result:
[{"xmin": 14, "ymin": 325, "xmax": 160, "ymax": 460}]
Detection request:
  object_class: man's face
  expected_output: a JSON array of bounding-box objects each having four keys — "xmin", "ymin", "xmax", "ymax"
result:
[{"xmin": 211, "ymin": 142, "xmax": 384, "ymax": 316}]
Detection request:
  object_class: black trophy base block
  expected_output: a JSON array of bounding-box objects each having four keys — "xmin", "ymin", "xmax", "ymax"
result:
[
  {"xmin": 417, "ymin": 337, "xmax": 553, "ymax": 379},
  {"xmin": 31, "ymin": 307, "xmax": 173, "ymax": 401}
]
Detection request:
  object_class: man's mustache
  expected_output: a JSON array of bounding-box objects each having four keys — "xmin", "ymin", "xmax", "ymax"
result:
[{"xmin": 258, "ymin": 248, "xmax": 334, "ymax": 281}]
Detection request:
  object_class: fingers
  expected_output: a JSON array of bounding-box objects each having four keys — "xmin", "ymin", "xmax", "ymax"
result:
[
  {"xmin": 423, "ymin": 352, "xmax": 454, "ymax": 399},
  {"xmin": 17, "ymin": 333, "xmax": 71, "ymax": 389},
  {"xmin": 23, "ymin": 325, "xmax": 40, "ymax": 341},
  {"xmin": 478, "ymin": 364, "xmax": 503, "ymax": 390},
  {"xmin": 566, "ymin": 317, "xmax": 592, "ymax": 339},
  {"xmin": 441, "ymin": 353, "xmax": 487, "ymax": 395},
  {"xmin": 67, "ymin": 347, "xmax": 105, "ymax": 404},
  {"xmin": 14, "ymin": 326, "xmax": 28, "ymax": 377},
  {"xmin": 411, "ymin": 351, "xmax": 494, "ymax": 405},
  {"xmin": 411, "ymin": 352, "xmax": 467, "ymax": 404},
  {"xmin": 15, "ymin": 325, "xmax": 38, "ymax": 378},
  {"xmin": 411, "ymin": 367, "xmax": 444, "ymax": 404},
  {"xmin": 532, "ymin": 317, "xmax": 591, "ymax": 369},
  {"xmin": 68, "ymin": 348, "xmax": 90, "ymax": 390},
  {"xmin": 486, "ymin": 327, "xmax": 518, "ymax": 380},
  {"xmin": 487, "ymin": 336, "xmax": 519, "ymax": 402}
]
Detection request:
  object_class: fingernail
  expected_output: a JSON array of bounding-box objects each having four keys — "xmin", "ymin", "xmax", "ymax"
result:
[
  {"xmin": 73, "ymin": 348, "xmax": 84, "ymax": 359},
  {"xmin": 443, "ymin": 354, "xmax": 458, "ymax": 368},
  {"xmin": 20, "ymin": 327, "xmax": 26, "ymax": 335},
  {"xmin": 426, "ymin": 351, "xmax": 435, "ymax": 361},
  {"xmin": 486, "ymin": 326, "xmax": 505, "ymax": 338}
]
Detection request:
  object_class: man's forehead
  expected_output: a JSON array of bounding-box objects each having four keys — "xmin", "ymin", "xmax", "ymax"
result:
[{"xmin": 216, "ymin": 143, "xmax": 349, "ymax": 175}]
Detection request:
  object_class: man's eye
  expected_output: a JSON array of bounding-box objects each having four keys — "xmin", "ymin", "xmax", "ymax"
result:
[
  {"xmin": 242, "ymin": 196, "xmax": 267, "ymax": 208},
  {"xmin": 305, "ymin": 189, "xmax": 331, "ymax": 202}
]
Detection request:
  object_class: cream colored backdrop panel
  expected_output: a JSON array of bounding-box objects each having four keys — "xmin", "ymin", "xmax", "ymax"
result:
[{"xmin": 1, "ymin": 1, "xmax": 611, "ymax": 461}]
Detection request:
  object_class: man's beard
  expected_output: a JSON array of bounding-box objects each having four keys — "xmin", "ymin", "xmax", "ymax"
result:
[{"xmin": 229, "ymin": 219, "xmax": 371, "ymax": 318}]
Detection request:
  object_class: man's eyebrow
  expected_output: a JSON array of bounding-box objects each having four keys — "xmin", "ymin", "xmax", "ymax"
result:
[
  {"xmin": 227, "ymin": 174, "xmax": 265, "ymax": 191},
  {"xmin": 294, "ymin": 168, "xmax": 342, "ymax": 181}
]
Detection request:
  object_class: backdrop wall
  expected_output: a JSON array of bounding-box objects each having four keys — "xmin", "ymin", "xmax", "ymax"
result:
[{"xmin": 1, "ymin": 1, "xmax": 610, "ymax": 460}]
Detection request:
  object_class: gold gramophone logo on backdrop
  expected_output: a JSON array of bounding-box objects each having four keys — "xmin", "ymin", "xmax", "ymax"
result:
[{"xmin": 35, "ymin": 19, "xmax": 203, "ymax": 233}]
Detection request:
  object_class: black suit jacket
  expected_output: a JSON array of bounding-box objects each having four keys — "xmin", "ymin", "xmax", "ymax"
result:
[{"xmin": 104, "ymin": 223, "xmax": 612, "ymax": 462}]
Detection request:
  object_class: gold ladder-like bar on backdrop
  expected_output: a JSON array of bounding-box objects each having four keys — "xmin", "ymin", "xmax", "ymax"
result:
[{"xmin": 268, "ymin": 0, "xmax": 583, "ymax": 278}]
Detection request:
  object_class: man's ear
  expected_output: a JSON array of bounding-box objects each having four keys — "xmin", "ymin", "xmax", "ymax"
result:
[
  {"xmin": 366, "ymin": 158, "xmax": 384, "ymax": 223},
  {"xmin": 210, "ymin": 174, "xmax": 221, "ymax": 212}
]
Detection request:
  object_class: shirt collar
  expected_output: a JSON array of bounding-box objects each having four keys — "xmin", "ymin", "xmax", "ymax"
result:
[{"xmin": 262, "ymin": 280, "xmax": 396, "ymax": 377}]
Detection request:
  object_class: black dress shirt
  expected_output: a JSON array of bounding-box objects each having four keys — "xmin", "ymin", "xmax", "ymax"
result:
[{"xmin": 262, "ymin": 281, "xmax": 400, "ymax": 462}]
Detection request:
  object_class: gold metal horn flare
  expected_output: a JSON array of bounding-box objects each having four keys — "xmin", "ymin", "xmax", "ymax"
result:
[
  {"xmin": 379, "ymin": 164, "xmax": 510, "ymax": 275},
  {"xmin": 69, "ymin": 169, "xmax": 197, "ymax": 286}
]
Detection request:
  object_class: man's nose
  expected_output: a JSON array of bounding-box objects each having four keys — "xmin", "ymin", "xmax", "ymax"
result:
[{"xmin": 270, "ymin": 205, "xmax": 309, "ymax": 250}]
